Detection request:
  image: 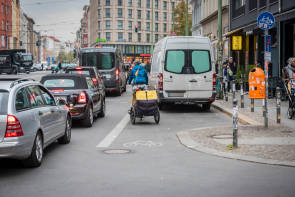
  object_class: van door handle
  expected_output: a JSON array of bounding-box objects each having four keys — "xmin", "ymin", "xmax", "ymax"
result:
[{"xmin": 189, "ymin": 79, "xmax": 198, "ymax": 83}]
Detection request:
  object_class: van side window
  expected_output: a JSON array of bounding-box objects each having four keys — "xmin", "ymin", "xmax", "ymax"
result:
[
  {"xmin": 166, "ymin": 51, "xmax": 185, "ymax": 73},
  {"xmin": 191, "ymin": 51, "xmax": 210, "ymax": 73}
]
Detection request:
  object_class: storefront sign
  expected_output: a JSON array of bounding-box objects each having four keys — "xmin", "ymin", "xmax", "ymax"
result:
[
  {"xmin": 232, "ymin": 36, "xmax": 242, "ymax": 51},
  {"xmin": 96, "ymin": 38, "xmax": 107, "ymax": 42}
]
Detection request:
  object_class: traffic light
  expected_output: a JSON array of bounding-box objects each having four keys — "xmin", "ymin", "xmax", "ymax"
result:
[{"xmin": 135, "ymin": 25, "xmax": 138, "ymax": 33}]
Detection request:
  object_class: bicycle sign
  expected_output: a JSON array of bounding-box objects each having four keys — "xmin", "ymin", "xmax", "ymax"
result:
[{"xmin": 257, "ymin": 12, "xmax": 275, "ymax": 30}]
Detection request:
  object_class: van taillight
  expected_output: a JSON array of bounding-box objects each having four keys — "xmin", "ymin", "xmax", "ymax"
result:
[
  {"xmin": 78, "ymin": 92, "xmax": 87, "ymax": 104},
  {"xmin": 115, "ymin": 69, "xmax": 119, "ymax": 82},
  {"xmin": 158, "ymin": 73, "xmax": 163, "ymax": 91},
  {"xmin": 213, "ymin": 73, "xmax": 216, "ymax": 91},
  {"xmin": 5, "ymin": 115, "xmax": 24, "ymax": 138}
]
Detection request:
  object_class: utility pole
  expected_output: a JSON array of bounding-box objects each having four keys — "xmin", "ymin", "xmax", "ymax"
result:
[
  {"xmin": 185, "ymin": 0, "xmax": 189, "ymax": 36},
  {"xmin": 151, "ymin": 0, "xmax": 154, "ymax": 53},
  {"xmin": 217, "ymin": 0, "xmax": 223, "ymax": 98}
]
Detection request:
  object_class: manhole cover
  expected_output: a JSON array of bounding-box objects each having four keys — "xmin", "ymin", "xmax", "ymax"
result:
[
  {"xmin": 211, "ymin": 134, "xmax": 232, "ymax": 139},
  {"xmin": 281, "ymin": 130, "xmax": 293, "ymax": 134},
  {"xmin": 103, "ymin": 149, "xmax": 131, "ymax": 154}
]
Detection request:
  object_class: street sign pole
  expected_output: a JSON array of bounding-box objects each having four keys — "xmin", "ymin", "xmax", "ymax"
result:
[{"xmin": 264, "ymin": 29, "xmax": 269, "ymax": 128}]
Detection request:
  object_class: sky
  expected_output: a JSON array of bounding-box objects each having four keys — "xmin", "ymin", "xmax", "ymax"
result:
[{"xmin": 22, "ymin": 0, "xmax": 89, "ymax": 42}]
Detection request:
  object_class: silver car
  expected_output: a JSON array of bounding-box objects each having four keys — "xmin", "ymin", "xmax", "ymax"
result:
[{"xmin": 0, "ymin": 78, "xmax": 72, "ymax": 167}]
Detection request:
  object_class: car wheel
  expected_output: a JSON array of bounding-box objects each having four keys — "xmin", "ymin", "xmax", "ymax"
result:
[
  {"xmin": 98, "ymin": 99, "xmax": 106, "ymax": 118},
  {"xmin": 201, "ymin": 103, "xmax": 211, "ymax": 111},
  {"xmin": 58, "ymin": 116, "xmax": 72, "ymax": 144},
  {"xmin": 287, "ymin": 107, "xmax": 293, "ymax": 119},
  {"xmin": 130, "ymin": 108, "xmax": 136, "ymax": 125},
  {"xmin": 154, "ymin": 108, "xmax": 160, "ymax": 124},
  {"xmin": 82, "ymin": 106, "xmax": 94, "ymax": 127},
  {"xmin": 23, "ymin": 132, "xmax": 43, "ymax": 168}
]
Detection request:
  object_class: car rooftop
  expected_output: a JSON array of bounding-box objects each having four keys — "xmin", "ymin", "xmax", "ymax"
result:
[{"xmin": 42, "ymin": 74, "xmax": 89, "ymax": 78}]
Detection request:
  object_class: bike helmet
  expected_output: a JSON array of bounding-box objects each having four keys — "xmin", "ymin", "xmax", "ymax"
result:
[{"xmin": 134, "ymin": 61, "xmax": 141, "ymax": 65}]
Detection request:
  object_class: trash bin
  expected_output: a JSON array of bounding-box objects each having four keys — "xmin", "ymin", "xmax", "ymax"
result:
[{"xmin": 249, "ymin": 67, "xmax": 266, "ymax": 99}]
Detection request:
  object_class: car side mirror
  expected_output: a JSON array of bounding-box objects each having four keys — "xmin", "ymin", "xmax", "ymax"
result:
[{"xmin": 57, "ymin": 99, "xmax": 66, "ymax": 106}]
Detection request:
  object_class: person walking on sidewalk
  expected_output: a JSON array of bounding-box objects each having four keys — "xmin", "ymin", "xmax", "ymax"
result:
[
  {"xmin": 227, "ymin": 57, "xmax": 237, "ymax": 92},
  {"xmin": 283, "ymin": 57, "xmax": 295, "ymax": 81},
  {"xmin": 222, "ymin": 61, "xmax": 230, "ymax": 94}
]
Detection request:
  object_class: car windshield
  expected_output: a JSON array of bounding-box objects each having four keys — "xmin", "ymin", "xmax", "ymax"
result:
[
  {"xmin": 21, "ymin": 55, "xmax": 33, "ymax": 62},
  {"xmin": 81, "ymin": 52, "xmax": 114, "ymax": 70},
  {"xmin": 43, "ymin": 79, "xmax": 75, "ymax": 89},
  {"xmin": 0, "ymin": 91, "xmax": 9, "ymax": 115}
]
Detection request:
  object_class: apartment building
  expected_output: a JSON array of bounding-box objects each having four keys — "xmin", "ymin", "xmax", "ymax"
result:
[
  {"xmin": 89, "ymin": 0, "xmax": 178, "ymax": 61},
  {"xmin": 0, "ymin": 0, "xmax": 12, "ymax": 49}
]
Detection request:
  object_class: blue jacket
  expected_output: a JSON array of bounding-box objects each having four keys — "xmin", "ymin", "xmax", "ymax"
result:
[{"xmin": 128, "ymin": 65, "xmax": 148, "ymax": 84}]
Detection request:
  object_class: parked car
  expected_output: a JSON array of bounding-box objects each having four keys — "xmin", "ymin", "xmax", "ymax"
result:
[
  {"xmin": 79, "ymin": 47, "xmax": 127, "ymax": 96},
  {"xmin": 0, "ymin": 78, "xmax": 71, "ymax": 167},
  {"xmin": 40, "ymin": 74, "xmax": 106, "ymax": 127},
  {"xmin": 31, "ymin": 63, "xmax": 42, "ymax": 72},
  {"xmin": 150, "ymin": 36, "xmax": 216, "ymax": 111}
]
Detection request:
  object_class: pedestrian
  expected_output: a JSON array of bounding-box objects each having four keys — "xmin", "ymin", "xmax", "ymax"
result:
[
  {"xmin": 41, "ymin": 63, "xmax": 43, "ymax": 71},
  {"xmin": 228, "ymin": 57, "xmax": 237, "ymax": 92},
  {"xmin": 222, "ymin": 61, "xmax": 229, "ymax": 93},
  {"xmin": 58, "ymin": 62, "xmax": 62, "ymax": 70},
  {"xmin": 283, "ymin": 57, "xmax": 295, "ymax": 81}
]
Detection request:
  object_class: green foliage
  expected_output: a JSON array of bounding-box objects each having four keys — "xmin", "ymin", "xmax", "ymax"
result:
[
  {"xmin": 57, "ymin": 51, "xmax": 75, "ymax": 63},
  {"xmin": 173, "ymin": 0, "xmax": 192, "ymax": 36}
]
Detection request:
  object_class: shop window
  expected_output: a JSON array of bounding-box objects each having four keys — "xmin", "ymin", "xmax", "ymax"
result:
[
  {"xmin": 233, "ymin": 0, "xmax": 245, "ymax": 18},
  {"xmin": 259, "ymin": 0, "xmax": 266, "ymax": 8},
  {"xmin": 249, "ymin": 0, "xmax": 257, "ymax": 11}
]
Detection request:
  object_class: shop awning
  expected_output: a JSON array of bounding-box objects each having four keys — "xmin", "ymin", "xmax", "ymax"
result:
[{"xmin": 224, "ymin": 27, "xmax": 243, "ymax": 37}]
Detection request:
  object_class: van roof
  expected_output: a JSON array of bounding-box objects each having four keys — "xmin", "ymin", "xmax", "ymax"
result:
[
  {"xmin": 156, "ymin": 36, "xmax": 211, "ymax": 50},
  {"xmin": 80, "ymin": 47, "xmax": 117, "ymax": 53}
]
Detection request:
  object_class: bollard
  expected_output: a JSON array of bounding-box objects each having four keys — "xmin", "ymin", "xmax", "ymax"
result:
[
  {"xmin": 233, "ymin": 99, "xmax": 238, "ymax": 148},
  {"xmin": 276, "ymin": 87, "xmax": 281, "ymax": 124},
  {"xmin": 251, "ymin": 98, "xmax": 254, "ymax": 112},
  {"xmin": 232, "ymin": 80, "xmax": 236, "ymax": 105},
  {"xmin": 225, "ymin": 81, "xmax": 228, "ymax": 102},
  {"xmin": 240, "ymin": 80, "xmax": 244, "ymax": 108}
]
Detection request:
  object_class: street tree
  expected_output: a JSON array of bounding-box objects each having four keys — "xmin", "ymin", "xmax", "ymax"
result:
[{"xmin": 173, "ymin": 0, "xmax": 192, "ymax": 36}]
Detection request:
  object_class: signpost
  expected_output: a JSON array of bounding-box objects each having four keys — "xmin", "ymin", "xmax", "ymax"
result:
[{"xmin": 257, "ymin": 11, "xmax": 275, "ymax": 128}]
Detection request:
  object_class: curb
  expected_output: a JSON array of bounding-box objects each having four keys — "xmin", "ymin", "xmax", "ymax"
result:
[
  {"xmin": 212, "ymin": 102, "xmax": 262, "ymax": 126},
  {"xmin": 177, "ymin": 129, "xmax": 295, "ymax": 167}
]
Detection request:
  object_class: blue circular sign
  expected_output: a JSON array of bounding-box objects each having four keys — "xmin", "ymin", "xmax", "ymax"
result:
[{"xmin": 257, "ymin": 12, "xmax": 275, "ymax": 30}]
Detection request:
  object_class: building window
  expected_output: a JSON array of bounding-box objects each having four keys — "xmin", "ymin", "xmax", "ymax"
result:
[
  {"xmin": 105, "ymin": 8, "xmax": 111, "ymax": 18},
  {"xmin": 98, "ymin": 9, "xmax": 101, "ymax": 18},
  {"xmin": 118, "ymin": 0, "xmax": 123, "ymax": 6},
  {"xmin": 137, "ymin": 10, "xmax": 141, "ymax": 19},
  {"xmin": 155, "ymin": 12, "xmax": 159, "ymax": 21},
  {"xmin": 137, "ymin": 0, "xmax": 141, "ymax": 8},
  {"xmin": 163, "ymin": 12, "xmax": 167, "ymax": 21},
  {"xmin": 233, "ymin": 0, "xmax": 245, "ymax": 18},
  {"xmin": 128, "ymin": 0, "xmax": 132, "ymax": 6},
  {"xmin": 249, "ymin": 0, "xmax": 257, "ymax": 11},
  {"xmin": 106, "ymin": 32, "xmax": 111, "ymax": 41},
  {"xmin": 1, "ymin": 4, "xmax": 3, "ymax": 13},
  {"xmin": 269, "ymin": 0, "xmax": 278, "ymax": 3},
  {"xmin": 146, "ymin": 33, "xmax": 150, "ymax": 43},
  {"xmin": 146, "ymin": 0, "xmax": 150, "ymax": 8},
  {"xmin": 146, "ymin": 11, "xmax": 150, "ymax": 20},
  {"xmin": 6, "ymin": 4, "xmax": 9, "ymax": 14},
  {"xmin": 128, "ymin": 21, "xmax": 132, "ymax": 30},
  {"xmin": 163, "ymin": 1, "xmax": 167, "ymax": 10},
  {"xmin": 155, "ymin": 34, "xmax": 158, "ymax": 43},
  {"xmin": 98, "ymin": 33, "xmax": 101, "ymax": 39},
  {"xmin": 98, "ymin": 21, "xmax": 101, "ymax": 30},
  {"xmin": 106, "ymin": 20, "xmax": 111, "ymax": 29},
  {"xmin": 128, "ymin": 9, "xmax": 132, "ymax": 18},
  {"xmin": 1, "ymin": 35, "xmax": 5, "ymax": 48},
  {"xmin": 138, "ymin": 33, "xmax": 141, "ymax": 42},
  {"xmin": 138, "ymin": 21, "xmax": 141, "ymax": 31},
  {"xmin": 118, "ymin": 8, "xmax": 123, "ymax": 18},
  {"xmin": 98, "ymin": 0, "xmax": 101, "ymax": 6},
  {"xmin": 155, "ymin": 0, "xmax": 159, "ymax": 9},
  {"xmin": 118, "ymin": 21, "xmax": 123, "ymax": 30},
  {"xmin": 163, "ymin": 23, "xmax": 167, "ymax": 32},
  {"xmin": 6, "ymin": 21, "xmax": 9, "ymax": 31},
  {"xmin": 146, "ymin": 22, "xmax": 150, "ymax": 31},
  {"xmin": 259, "ymin": 0, "xmax": 266, "ymax": 8},
  {"xmin": 1, "ymin": 20, "xmax": 4, "ymax": 30},
  {"xmin": 155, "ymin": 23, "xmax": 159, "ymax": 32},
  {"xmin": 106, "ymin": 0, "xmax": 110, "ymax": 6},
  {"xmin": 118, "ymin": 32, "xmax": 123, "ymax": 40},
  {"xmin": 128, "ymin": 33, "xmax": 132, "ymax": 42}
]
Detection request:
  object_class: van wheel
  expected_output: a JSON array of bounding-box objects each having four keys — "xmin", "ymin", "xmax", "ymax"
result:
[
  {"xmin": 23, "ymin": 132, "xmax": 43, "ymax": 168},
  {"xmin": 202, "ymin": 103, "xmax": 211, "ymax": 111}
]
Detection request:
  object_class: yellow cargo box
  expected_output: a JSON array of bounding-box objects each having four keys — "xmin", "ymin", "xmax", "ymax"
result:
[{"xmin": 136, "ymin": 90, "xmax": 158, "ymax": 100}]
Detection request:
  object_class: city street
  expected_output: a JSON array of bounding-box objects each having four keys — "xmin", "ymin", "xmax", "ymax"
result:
[{"xmin": 0, "ymin": 72, "xmax": 295, "ymax": 197}]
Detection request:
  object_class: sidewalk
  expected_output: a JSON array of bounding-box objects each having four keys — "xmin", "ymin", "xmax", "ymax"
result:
[{"xmin": 177, "ymin": 91, "xmax": 295, "ymax": 167}]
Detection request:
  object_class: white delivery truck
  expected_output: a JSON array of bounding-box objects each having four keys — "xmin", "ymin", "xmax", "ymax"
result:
[{"xmin": 149, "ymin": 36, "xmax": 216, "ymax": 110}]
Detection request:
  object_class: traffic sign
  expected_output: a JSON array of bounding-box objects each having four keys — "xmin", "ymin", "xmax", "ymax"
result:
[{"xmin": 257, "ymin": 12, "xmax": 275, "ymax": 30}]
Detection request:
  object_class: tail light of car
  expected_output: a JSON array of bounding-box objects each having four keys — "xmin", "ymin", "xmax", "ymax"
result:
[
  {"xmin": 92, "ymin": 78, "xmax": 98, "ymax": 86},
  {"xmin": 213, "ymin": 73, "xmax": 216, "ymax": 91},
  {"xmin": 50, "ymin": 89, "xmax": 64, "ymax": 92},
  {"xmin": 115, "ymin": 69, "xmax": 119, "ymax": 82},
  {"xmin": 158, "ymin": 73, "xmax": 163, "ymax": 91},
  {"xmin": 5, "ymin": 115, "xmax": 24, "ymax": 138},
  {"xmin": 78, "ymin": 92, "xmax": 87, "ymax": 104}
]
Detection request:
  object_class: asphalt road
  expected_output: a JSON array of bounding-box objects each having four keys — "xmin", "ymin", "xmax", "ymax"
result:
[{"xmin": 0, "ymin": 71, "xmax": 295, "ymax": 197}]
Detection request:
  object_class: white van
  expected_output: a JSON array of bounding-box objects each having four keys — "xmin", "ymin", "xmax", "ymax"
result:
[{"xmin": 150, "ymin": 36, "xmax": 216, "ymax": 110}]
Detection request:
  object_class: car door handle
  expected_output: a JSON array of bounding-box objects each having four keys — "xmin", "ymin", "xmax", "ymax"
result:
[{"xmin": 189, "ymin": 79, "xmax": 198, "ymax": 83}]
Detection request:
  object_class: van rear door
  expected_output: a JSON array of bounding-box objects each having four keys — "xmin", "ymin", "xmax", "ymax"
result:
[{"xmin": 163, "ymin": 49, "xmax": 212, "ymax": 99}]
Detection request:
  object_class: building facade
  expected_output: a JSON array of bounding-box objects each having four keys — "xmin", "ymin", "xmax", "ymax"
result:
[
  {"xmin": 0, "ymin": 0, "xmax": 12, "ymax": 49},
  {"xmin": 88, "ymin": 0, "xmax": 177, "ymax": 62},
  {"xmin": 80, "ymin": 5, "xmax": 89, "ymax": 48},
  {"xmin": 191, "ymin": 0, "xmax": 203, "ymax": 36},
  {"xmin": 229, "ymin": 0, "xmax": 295, "ymax": 79},
  {"xmin": 11, "ymin": 0, "xmax": 20, "ymax": 49},
  {"xmin": 41, "ymin": 36, "xmax": 61, "ymax": 63}
]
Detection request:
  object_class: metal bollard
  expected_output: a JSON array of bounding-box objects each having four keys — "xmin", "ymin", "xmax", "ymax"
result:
[
  {"xmin": 251, "ymin": 98, "xmax": 254, "ymax": 112},
  {"xmin": 233, "ymin": 99, "xmax": 238, "ymax": 148},
  {"xmin": 240, "ymin": 81, "xmax": 244, "ymax": 108},
  {"xmin": 276, "ymin": 87, "xmax": 281, "ymax": 124},
  {"xmin": 232, "ymin": 80, "xmax": 236, "ymax": 105}
]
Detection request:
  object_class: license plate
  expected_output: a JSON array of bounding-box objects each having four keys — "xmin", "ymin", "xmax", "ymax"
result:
[
  {"xmin": 167, "ymin": 92, "xmax": 184, "ymax": 97},
  {"xmin": 104, "ymin": 74, "xmax": 111, "ymax": 79}
]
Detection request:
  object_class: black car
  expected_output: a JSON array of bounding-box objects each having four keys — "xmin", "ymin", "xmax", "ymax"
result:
[{"xmin": 40, "ymin": 74, "xmax": 106, "ymax": 127}]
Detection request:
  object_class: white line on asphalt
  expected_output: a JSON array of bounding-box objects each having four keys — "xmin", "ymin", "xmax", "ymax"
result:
[{"xmin": 96, "ymin": 114, "xmax": 129, "ymax": 148}]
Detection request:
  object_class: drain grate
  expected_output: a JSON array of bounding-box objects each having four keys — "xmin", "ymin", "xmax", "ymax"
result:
[
  {"xmin": 103, "ymin": 149, "xmax": 131, "ymax": 154},
  {"xmin": 281, "ymin": 130, "xmax": 293, "ymax": 134}
]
